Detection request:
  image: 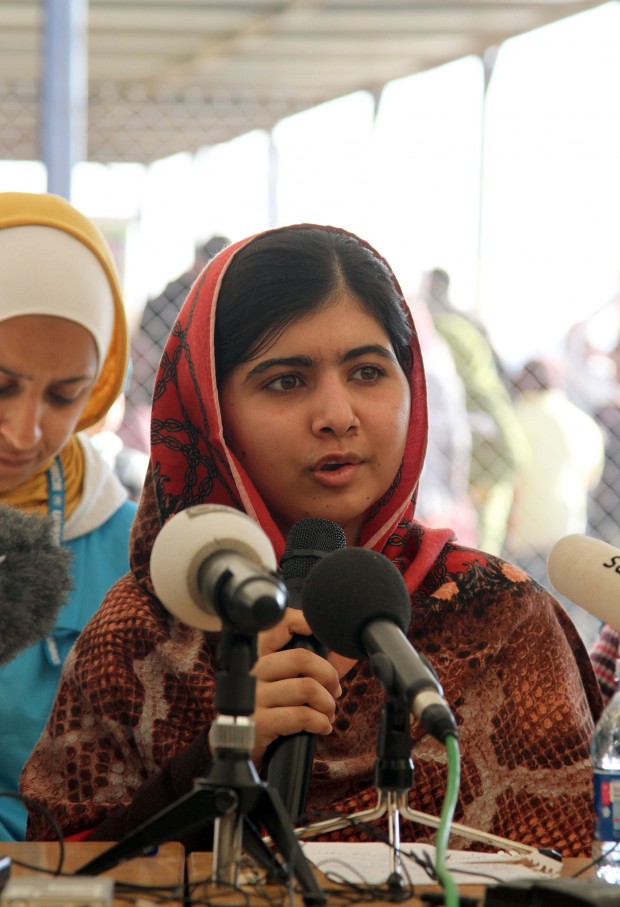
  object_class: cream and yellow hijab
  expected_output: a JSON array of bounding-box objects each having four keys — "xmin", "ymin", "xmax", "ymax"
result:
[{"xmin": 0, "ymin": 192, "xmax": 128, "ymax": 517}]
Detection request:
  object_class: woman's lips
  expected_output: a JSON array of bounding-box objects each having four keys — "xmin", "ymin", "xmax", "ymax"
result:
[
  {"xmin": 0, "ymin": 454, "xmax": 35, "ymax": 469},
  {"xmin": 311, "ymin": 454, "xmax": 362, "ymax": 486}
]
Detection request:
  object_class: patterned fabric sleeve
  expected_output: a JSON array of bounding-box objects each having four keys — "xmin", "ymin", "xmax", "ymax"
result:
[
  {"xmin": 301, "ymin": 551, "xmax": 601, "ymax": 857},
  {"xmin": 590, "ymin": 623, "xmax": 620, "ymax": 704},
  {"xmin": 21, "ymin": 572, "xmax": 220, "ymax": 841}
]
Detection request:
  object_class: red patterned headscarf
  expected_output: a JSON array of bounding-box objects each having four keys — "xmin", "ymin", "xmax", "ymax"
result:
[{"xmin": 144, "ymin": 224, "xmax": 452, "ymax": 586}]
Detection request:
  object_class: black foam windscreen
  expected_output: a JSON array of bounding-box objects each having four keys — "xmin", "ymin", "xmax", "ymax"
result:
[{"xmin": 301, "ymin": 547, "xmax": 411, "ymax": 659}]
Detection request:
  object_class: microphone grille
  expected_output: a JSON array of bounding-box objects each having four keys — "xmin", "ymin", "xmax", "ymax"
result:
[{"xmin": 279, "ymin": 518, "xmax": 346, "ymax": 581}]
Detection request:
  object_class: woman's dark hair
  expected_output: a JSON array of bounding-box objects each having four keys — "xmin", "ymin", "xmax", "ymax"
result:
[{"xmin": 214, "ymin": 228, "xmax": 412, "ymax": 387}]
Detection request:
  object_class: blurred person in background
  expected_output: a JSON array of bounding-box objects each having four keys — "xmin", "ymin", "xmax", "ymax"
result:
[
  {"xmin": 579, "ymin": 299, "xmax": 620, "ymax": 701},
  {"xmin": 86, "ymin": 383, "xmax": 149, "ymax": 502},
  {"xmin": 564, "ymin": 319, "xmax": 618, "ymax": 416},
  {"xmin": 421, "ymin": 268, "xmax": 527, "ymax": 555},
  {"xmin": 587, "ymin": 339, "xmax": 620, "ymax": 551},
  {"xmin": 563, "ymin": 306, "xmax": 620, "ymax": 550},
  {"xmin": 409, "ymin": 293, "xmax": 477, "ymax": 545},
  {"xmin": 123, "ymin": 234, "xmax": 230, "ymax": 452},
  {"xmin": 590, "ymin": 624, "xmax": 620, "ymax": 704},
  {"xmin": 0, "ymin": 191, "xmax": 136, "ymax": 840},
  {"xmin": 503, "ymin": 357, "xmax": 605, "ymax": 648}
]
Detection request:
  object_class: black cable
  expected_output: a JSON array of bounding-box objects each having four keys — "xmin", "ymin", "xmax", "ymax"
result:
[
  {"xmin": 0, "ymin": 789, "xmax": 65, "ymax": 876},
  {"xmin": 570, "ymin": 840, "xmax": 619, "ymax": 878}
]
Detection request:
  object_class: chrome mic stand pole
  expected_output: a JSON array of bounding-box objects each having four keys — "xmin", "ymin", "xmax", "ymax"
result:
[
  {"xmin": 375, "ymin": 698, "xmax": 411, "ymax": 888},
  {"xmin": 269, "ymin": 695, "xmax": 413, "ymax": 889},
  {"xmin": 209, "ymin": 629, "xmax": 260, "ymax": 885}
]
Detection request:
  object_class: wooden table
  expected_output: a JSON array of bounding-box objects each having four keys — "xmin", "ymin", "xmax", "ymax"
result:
[
  {"xmin": 0, "ymin": 844, "xmax": 597, "ymax": 906},
  {"xmin": 0, "ymin": 841, "xmax": 185, "ymax": 906},
  {"xmin": 187, "ymin": 852, "xmax": 596, "ymax": 906}
]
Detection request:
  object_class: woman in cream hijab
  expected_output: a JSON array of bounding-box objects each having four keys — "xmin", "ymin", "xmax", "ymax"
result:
[{"xmin": 0, "ymin": 192, "xmax": 137, "ymax": 840}]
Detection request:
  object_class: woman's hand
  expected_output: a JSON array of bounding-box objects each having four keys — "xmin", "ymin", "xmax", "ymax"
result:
[{"xmin": 249, "ymin": 609, "xmax": 356, "ymax": 767}]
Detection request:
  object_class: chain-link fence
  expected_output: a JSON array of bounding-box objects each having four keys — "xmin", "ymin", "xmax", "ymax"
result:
[{"xmin": 0, "ymin": 79, "xmax": 313, "ymax": 164}]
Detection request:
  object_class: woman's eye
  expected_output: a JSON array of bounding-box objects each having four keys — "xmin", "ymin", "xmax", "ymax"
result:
[
  {"xmin": 265, "ymin": 374, "xmax": 303, "ymax": 392},
  {"xmin": 48, "ymin": 390, "xmax": 83, "ymax": 406},
  {"xmin": 353, "ymin": 365, "xmax": 384, "ymax": 382}
]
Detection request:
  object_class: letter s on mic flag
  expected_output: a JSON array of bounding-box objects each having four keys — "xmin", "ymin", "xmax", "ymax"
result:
[{"xmin": 547, "ymin": 533, "xmax": 620, "ymax": 627}]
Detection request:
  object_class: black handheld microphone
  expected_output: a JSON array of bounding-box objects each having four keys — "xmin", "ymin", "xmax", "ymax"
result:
[
  {"xmin": 265, "ymin": 518, "xmax": 346, "ymax": 821},
  {"xmin": 302, "ymin": 547, "xmax": 458, "ymax": 743},
  {"xmin": 0, "ymin": 504, "xmax": 72, "ymax": 665}
]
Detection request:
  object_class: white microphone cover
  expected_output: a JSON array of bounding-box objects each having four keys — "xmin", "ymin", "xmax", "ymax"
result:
[
  {"xmin": 150, "ymin": 504, "xmax": 277, "ymax": 631},
  {"xmin": 547, "ymin": 533, "xmax": 620, "ymax": 627}
]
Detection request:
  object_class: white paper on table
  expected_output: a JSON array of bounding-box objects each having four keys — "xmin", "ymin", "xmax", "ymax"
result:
[{"xmin": 300, "ymin": 841, "xmax": 562, "ymax": 887}]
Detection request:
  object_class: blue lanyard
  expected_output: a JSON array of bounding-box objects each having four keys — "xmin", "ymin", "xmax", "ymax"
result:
[
  {"xmin": 45, "ymin": 456, "xmax": 65, "ymax": 546},
  {"xmin": 44, "ymin": 456, "xmax": 66, "ymax": 664}
]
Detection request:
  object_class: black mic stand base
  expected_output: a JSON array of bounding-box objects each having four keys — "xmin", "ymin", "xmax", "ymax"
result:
[{"xmin": 74, "ymin": 742, "xmax": 326, "ymax": 904}]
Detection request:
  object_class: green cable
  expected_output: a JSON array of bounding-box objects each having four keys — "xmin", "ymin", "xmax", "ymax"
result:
[{"xmin": 433, "ymin": 733, "xmax": 461, "ymax": 907}]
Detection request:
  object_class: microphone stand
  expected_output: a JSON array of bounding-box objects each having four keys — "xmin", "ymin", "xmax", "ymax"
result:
[
  {"xmin": 75, "ymin": 626, "xmax": 326, "ymax": 905},
  {"xmin": 296, "ymin": 695, "xmax": 416, "ymax": 889},
  {"xmin": 293, "ymin": 673, "xmax": 547, "ymax": 882}
]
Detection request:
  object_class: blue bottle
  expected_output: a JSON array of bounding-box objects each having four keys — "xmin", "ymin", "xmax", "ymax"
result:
[{"xmin": 592, "ymin": 658, "xmax": 620, "ymax": 883}]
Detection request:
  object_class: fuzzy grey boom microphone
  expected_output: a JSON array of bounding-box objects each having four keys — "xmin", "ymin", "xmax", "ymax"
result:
[{"xmin": 0, "ymin": 505, "xmax": 72, "ymax": 664}]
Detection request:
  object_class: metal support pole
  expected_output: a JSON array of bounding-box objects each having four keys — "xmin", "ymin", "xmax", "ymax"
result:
[
  {"xmin": 41, "ymin": 0, "xmax": 88, "ymax": 199},
  {"xmin": 475, "ymin": 44, "xmax": 499, "ymax": 308},
  {"xmin": 267, "ymin": 131, "xmax": 279, "ymax": 227}
]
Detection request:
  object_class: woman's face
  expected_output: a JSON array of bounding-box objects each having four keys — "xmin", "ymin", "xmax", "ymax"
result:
[
  {"xmin": 0, "ymin": 315, "xmax": 98, "ymax": 492},
  {"xmin": 220, "ymin": 292, "xmax": 411, "ymax": 545}
]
